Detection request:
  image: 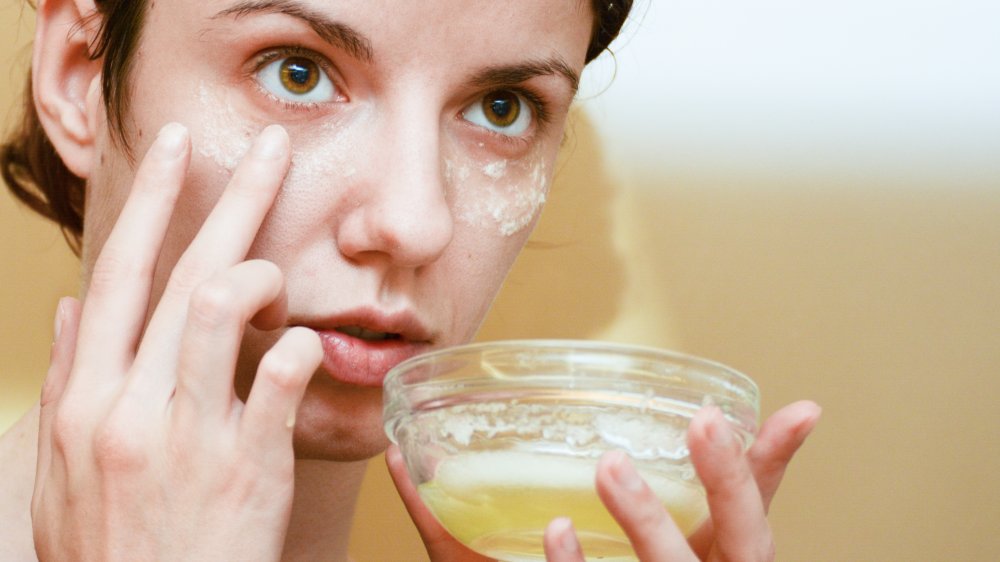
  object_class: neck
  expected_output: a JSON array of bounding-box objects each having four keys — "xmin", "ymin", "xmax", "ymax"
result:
[
  {"xmin": 282, "ymin": 457, "xmax": 368, "ymax": 562},
  {"xmin": 0, "ymin": 404, "xmax": 41, "ymax": 560}
]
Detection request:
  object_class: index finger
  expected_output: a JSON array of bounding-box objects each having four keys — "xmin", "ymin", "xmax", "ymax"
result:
[
  {"xmin": 73, "ymin": 123, "xmax": 190, "ymax": 378},
  {"xmin": 133, "ymin": 124, "xmax": 290, "ymax": 394},
  {"xmin": 687, "ymin": 401, "xmax": 821, "ymax": 558}
]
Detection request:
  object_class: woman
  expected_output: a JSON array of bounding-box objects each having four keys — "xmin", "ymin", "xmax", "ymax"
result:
[{"xmin": 0, "ymin": 0, "xmax": 820, "ymax": 559}]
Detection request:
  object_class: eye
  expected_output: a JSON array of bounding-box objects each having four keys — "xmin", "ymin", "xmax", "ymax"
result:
[
  {"xmin": 257, "ymin": 55, "xmax": 337, "ymax": 104},
  {"xmin": 463, "ymin": 90, "xmax": 533, "ymax": 136}
]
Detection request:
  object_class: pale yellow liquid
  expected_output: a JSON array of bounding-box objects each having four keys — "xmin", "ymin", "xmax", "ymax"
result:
[{"xmin": 418, "ymin": 451, "xmax": 708, "ymax": 562}]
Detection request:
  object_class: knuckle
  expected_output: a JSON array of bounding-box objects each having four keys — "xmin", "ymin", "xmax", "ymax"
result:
[
  {"xmin": 708, "ymin": 462, "xmax": 755, "ymax": 505},
  {"xmin": 630, "ymin": 491, "xmax": 670, "ymax": 531},
  {"xmin": 88, "ymin": 251, "xmax": 153, "ymax": 295},
  {"xmin": 92, "ymin": 411, "xmax": 149, "ymax": 472},
  {"xmin": 51, "ymin": 403, "xmax": 87, "ymax": 453},
  {"xmin": 258, "ymin": 350, "xmax": 308, "ymax": 392},
  {"xmin": 166, "ymin": 256, "xmax": 215, "ymax": 296},
  {"xmin": 188, "ymin": 278, "xmax": 241, "ymax": 329}
]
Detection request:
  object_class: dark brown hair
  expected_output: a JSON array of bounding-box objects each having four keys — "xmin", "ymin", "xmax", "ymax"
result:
[{"xmin": 1, "ymin": 0, "xmax": 632, "ymax": 254}]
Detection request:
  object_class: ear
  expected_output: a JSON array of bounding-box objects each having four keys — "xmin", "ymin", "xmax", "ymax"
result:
[{"xmin": 32, "ymin": 0, "xmax": 102, "ymax": 179}]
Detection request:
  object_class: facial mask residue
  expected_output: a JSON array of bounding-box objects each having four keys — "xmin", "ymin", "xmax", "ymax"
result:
[
  {"xmin": 445, "ymin": 156, "xmax": 548, "ymax": 237},
  {"xmin": 196, "ymin": 82, "xmax": 547, "ymax": 237},
  {"xmin": 195, "ymin": 83, "xmax": 357, "ymax": 188}
]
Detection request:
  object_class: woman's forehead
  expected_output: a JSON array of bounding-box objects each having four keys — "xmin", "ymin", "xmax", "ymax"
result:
[
  {"xmin": 163, "ymin": 0, "xmax": 594, "ymax": 51},
  {"xmin": 136, "ymin": 0, "xmax": 593, "ymax": 92}
]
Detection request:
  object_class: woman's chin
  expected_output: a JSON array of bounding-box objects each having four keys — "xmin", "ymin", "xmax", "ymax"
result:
[{"xmin": 291, "ymin": 380, "xmax": 389, "ymax": 462}]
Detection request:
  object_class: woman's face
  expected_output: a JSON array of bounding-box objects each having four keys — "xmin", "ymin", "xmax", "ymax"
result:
[{"xmin": 82, "ymin": 0, "xmax": 593, "ymax": 460}]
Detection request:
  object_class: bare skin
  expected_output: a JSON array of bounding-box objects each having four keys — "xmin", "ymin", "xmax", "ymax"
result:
[{"xmin": 1, "ymin": 0, "xmax": 820, "ymax": 560}]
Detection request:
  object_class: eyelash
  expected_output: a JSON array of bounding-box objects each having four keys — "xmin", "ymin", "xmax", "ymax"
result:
[
  {"xmin": 466, "ymin": 87, "xmax": 552, "ymax": 151},
  {"xmin": 248, "ymin": 45, "xmax": 555, "ymax": 147}
]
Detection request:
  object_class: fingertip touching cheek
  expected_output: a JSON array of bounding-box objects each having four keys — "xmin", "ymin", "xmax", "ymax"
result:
[{"xmin": 194, "ymin": 81, "xmax": 363, "ymax": 189}]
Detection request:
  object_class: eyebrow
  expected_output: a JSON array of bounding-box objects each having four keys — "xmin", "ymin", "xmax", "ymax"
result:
[
  {"xmin": 469, "ymin": 58, "xmax": 581, "ymax": 95},
  {"xmin": 213, "ymin": 0, "xmax": 374, "ymax": 62}
]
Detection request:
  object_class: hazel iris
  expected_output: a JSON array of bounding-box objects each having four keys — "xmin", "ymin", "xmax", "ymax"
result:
[
  {"xmin": 279, "ymin": 57, "xmax": 321, "ymax": 95},
  {"xmin": 482, "ymin": 90, "xmax": 521, "ymax": 128}
]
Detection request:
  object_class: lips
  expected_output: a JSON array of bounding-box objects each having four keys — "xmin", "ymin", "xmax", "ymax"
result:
[
  {"xmin": 335, "ymin": 325, "xmax": 401, "ymax": 342},
  {"xmin": 299, "ymin": 309, "xmax": 434, "ymax": 388}
]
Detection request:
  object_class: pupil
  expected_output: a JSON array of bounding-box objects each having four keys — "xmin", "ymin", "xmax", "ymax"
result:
[
  {"xmin": 490, "ymin": 99, "xmax": 512, "ymax": 118},
  {"xmin": 483, "ymin": 91, "xmax": 520, "ymax": 127},
  {"xmin": 288, "ymin": 63, "xmax": 310, "ymax": 85},
  {"xmin": 279, "ymin": 57, "xmax": 320, "ymax": 94}
]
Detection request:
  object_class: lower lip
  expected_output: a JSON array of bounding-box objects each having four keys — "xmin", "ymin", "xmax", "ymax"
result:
[{"xmin": 316, "ymin": 330, "xmax": 429, "ymax": 387}]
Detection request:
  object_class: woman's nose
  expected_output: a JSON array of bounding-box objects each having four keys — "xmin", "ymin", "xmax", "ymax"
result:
[{"xmin": 335, "ymin": 121, "xmax": 454, "ymax": 268}]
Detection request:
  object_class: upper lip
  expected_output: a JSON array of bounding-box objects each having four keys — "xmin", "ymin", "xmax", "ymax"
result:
[{"xmin": 291, "ymin": 307, "xmax": 435, "ymax": 343}]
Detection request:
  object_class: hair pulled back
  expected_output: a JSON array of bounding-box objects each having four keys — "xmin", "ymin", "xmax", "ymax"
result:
[{"xmin": 1, "ymin": 0, "xmax": 633, "ymax": 253}]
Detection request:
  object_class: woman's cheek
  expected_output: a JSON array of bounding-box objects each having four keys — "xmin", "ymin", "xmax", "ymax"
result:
[
  {"xmin": 192, "ymin": 81, "xmax": 362, "ymax": 191},
  {"xmin": 191, "ymin": 80, "xmax": 551, "ymax": 243},
  {"xmin": 194, "ymin": 82, "xmax": 258, "ymax": 174},
  {"xmin": 444, "ymin": 146, "xmax": 550, "ymax": 238}
]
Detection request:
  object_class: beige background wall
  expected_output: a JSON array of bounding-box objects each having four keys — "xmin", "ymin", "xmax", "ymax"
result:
[{"xmin": 3, "ymin": 1, "xmax": 999, "ymax": 560}]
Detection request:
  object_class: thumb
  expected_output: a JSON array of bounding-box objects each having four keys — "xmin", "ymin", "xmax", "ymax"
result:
[
  {"xmin": 34, "ymin": 297, "xmax": 82, "ymax": 509},
  {"xmin": 40, "ymin": 297, "xmax": 82, "ymax": 407},
  {"xmin": 385, "ymin": 445, "xmax": 492, "ymax": 562}
]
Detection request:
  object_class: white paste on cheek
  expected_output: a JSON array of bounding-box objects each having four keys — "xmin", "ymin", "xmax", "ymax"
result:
[
  {"xmin": 195, "ymin": 82, "xmax": 360, "ymax": 189},
  {"xmin": 287, "ymin": 120, "xmax": 359, "ymax": 186},
  {"xmin": 482, "ymin": 159, "xmax": 507, "ymax": 180},
  {"xmin": 194, "ymin": 81, "xmax": 546, "ymax": 237},
  {"xmin": 446, "ymin": 151, "xmax": 549, "ymax": 237},
  {"xmin": 196, "ymin": 83, "xmax": 255, "ymax": 172}
]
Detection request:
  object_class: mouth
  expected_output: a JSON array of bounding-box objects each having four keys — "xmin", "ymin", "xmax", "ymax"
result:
[
  {"xmin": 298, "ymin": 310, "xmax": 434, "ymax": 388},
  {"xmin": 335, "ymin": 325, "xmax": 402, "ymax": 342}
]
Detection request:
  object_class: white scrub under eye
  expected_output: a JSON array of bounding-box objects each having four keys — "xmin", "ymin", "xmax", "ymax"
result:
[
  {"xmin": 446, "ymin": 154, "xmax": 548, "ymax": 237},
  {"xmin": 196, "ymin": 83, "xmax": 254, "ymax": 172},
  {"xmin": 195, "ymin": 82, "xmax": 357, "ymax": 187},
  {"xmin": 194, "ymin": 81, "xmax": 548, "ymax": 237}
]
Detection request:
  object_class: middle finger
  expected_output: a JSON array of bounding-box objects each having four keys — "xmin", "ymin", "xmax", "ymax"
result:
[
  {"xmin": 595, "ymin": 451, "xmax": 697, "ymax": 561},
  {"xmin": 688, "ymin": 406, "xmax": 774, "ymax": 561},
  {"xmin": 133, "ymin": 125, "xmax": 291, "ymax": 395}
]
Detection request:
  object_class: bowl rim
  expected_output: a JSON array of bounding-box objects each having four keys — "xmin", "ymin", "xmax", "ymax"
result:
[
  {"xmin": 383, "ymin": 339, "xmax": 761, "ymax": 444},
  {"xmin": 385, "ymin": 339, "xmax": 757, "ymax": 387}
]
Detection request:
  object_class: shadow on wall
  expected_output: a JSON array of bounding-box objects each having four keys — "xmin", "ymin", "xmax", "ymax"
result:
[{"xmin": 478, "ymin": 109, "xmax": 626, "ymax": 340}]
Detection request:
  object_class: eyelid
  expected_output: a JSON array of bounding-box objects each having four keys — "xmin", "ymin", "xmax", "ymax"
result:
[
  {"xmin": 510, "ymin": 87, "xmax": 550, "ymax": 128},
  {"xmin": 250, "ymin": 45, "xmax": 346, "ymax": 107},
  {"xmin": 481, "ymin": 85, "xmax": 550, "ymax": 131},
  {"xmin": 464, "ymin": 86, "xmax": 551, "ymax": 134}
]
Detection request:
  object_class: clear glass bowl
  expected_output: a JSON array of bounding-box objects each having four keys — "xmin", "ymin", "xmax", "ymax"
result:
[{"xmin": 383, "ymin": 340, "xmax": 759, "ymax": 562}]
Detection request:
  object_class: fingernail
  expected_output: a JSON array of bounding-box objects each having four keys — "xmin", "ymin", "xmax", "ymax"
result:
[
  {"xmin": 252, "ymin": 125, "xmax": 288, "ymax": 160},
  {"xmin": 286, "ymin": 408, "xmax": 296, "ymax": 429},
  {"xmin": 553, "ymin": 518, "xmax": 580, "ymax": 554},
  {"xmin": 52, "ymin": 297, "xmax": 66, "ymax": 343},
  {"xmin": 155, "ymin": 122, "xmax": 188, "ymax": 158},
  {"xmin": 609, "ymin": 451, "xmax": 644, "ymax": 493},
  {"xmin": 705, "ymin": 406, "xmax": 739, "ymax": 453}
]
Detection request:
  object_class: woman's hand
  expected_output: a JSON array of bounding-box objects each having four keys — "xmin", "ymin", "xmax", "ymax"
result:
[
  {"xmin": 32, "ymin": 123, "xmax": 322, "ymax": 561},
  {"xmin": 386, "ymin": 446, "xmax": 494, "ymax": 562},
  {"xmin": 388, "ymin": 401, "xmax": 820, "ymax": 561}
]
